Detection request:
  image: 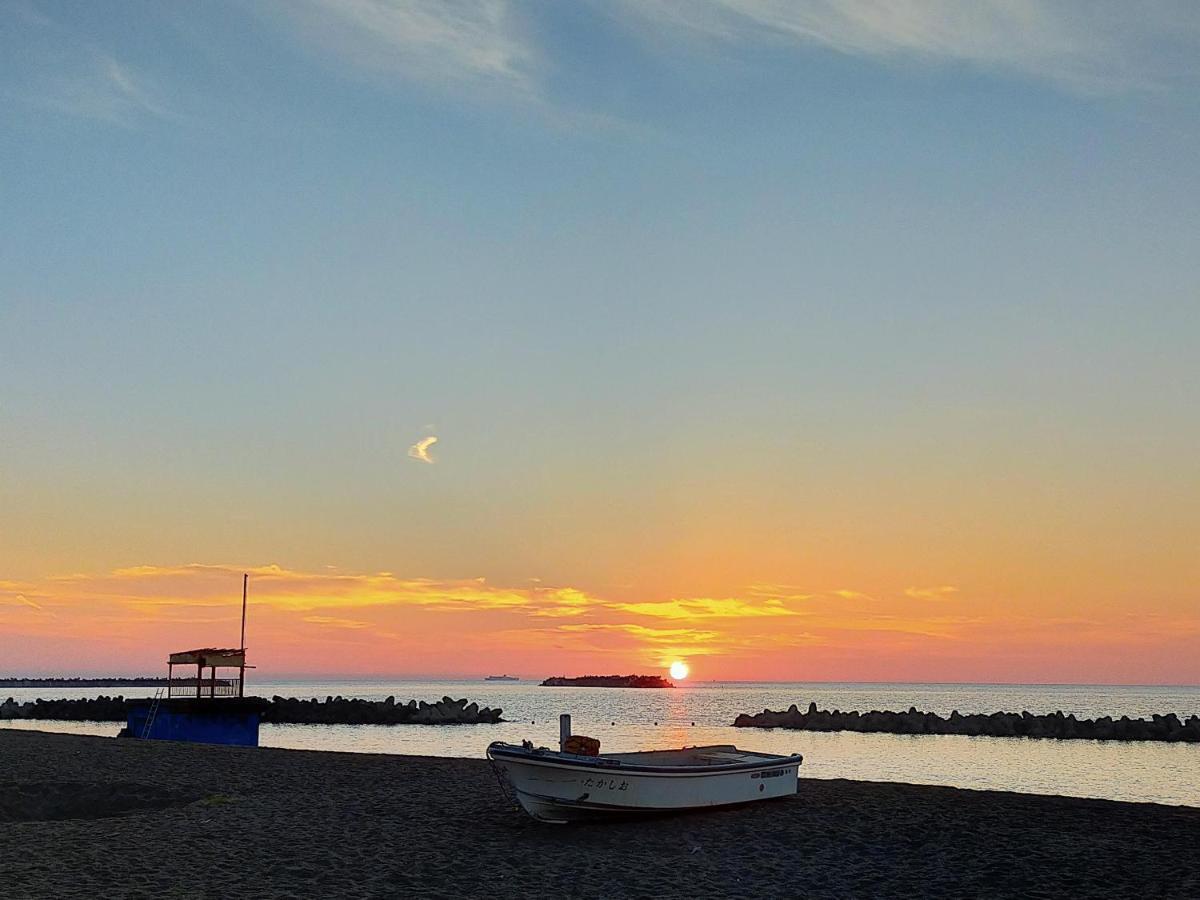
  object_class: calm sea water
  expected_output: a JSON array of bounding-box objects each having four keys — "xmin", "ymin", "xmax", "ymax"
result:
[{"xmin": 5, "ymin": 680, "xmax": 1198, "ymax": 807}]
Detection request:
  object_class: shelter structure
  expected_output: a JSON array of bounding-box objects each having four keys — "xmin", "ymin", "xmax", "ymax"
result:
[
  {"xmin": 123, "ymin": 573, "xmax": 263, "ymax": 747},
  {"xmin": 167, "ymin": 647, "xmax": 247, "ymax": 699},
  {"xmin": 125, "ymin": 645, "xmax": 263, "ymax": 747}
]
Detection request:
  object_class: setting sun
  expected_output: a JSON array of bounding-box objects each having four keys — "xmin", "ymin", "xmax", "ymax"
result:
[{"xmin": 669, "ymin": 661, "xmax": 690, "ymax": 681}]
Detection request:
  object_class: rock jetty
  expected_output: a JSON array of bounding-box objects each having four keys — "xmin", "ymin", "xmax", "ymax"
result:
[
  {"xmin": 1, "ymin": 695, "xmax": 131, "ymax": 722},
  {"xmin": 732, "ymin": 702, "xmax": 1200, "ymax": 743},
  {"xmin": 0, "ymin": 695, "xmax": 503, "ymax": 725},
  {"xmin": 540, "ymin": 675, "xmax": 675, "ymax": 688},
  {"xmin": 263, "ymin": 695, "xmax": 503, "ymax": 725},
  {"xmin": 0, "ymin": 677, "xmax": 172, "ymax": 688}
]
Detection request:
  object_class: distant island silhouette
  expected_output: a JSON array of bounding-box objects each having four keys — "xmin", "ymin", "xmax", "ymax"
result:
[
  {"xmin": 4, "ymin": 677, "xmax": 179, "ymax": 687},
  {"xmin": 540, "ymin": 675, "xmax": 675, "ymax": 688}
]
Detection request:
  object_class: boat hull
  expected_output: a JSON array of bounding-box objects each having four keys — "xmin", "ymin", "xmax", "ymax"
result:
[{"xmin": 487, "ymin": 743, "xmax": 802, "ymax": 823}]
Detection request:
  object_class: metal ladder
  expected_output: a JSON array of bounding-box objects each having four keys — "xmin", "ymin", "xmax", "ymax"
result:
[{"xmin": 140, "ymin": 687, "xmax": 164, "ymax": 739}]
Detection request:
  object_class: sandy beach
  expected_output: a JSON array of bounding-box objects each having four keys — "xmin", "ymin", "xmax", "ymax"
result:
[{"xmin": 2, "ymin": 729, "xmax": 1198, "ymax": 898}]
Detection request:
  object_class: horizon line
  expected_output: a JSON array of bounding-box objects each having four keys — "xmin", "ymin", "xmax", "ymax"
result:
[{"xmin": 3, "ymin": 673, "xmax": 1198, "ymax": 690}]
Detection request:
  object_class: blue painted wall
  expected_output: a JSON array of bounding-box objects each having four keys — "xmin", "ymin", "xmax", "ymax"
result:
[{"xmin": 127, "ymin": 703, "xmax": 260, "ymax": 747}]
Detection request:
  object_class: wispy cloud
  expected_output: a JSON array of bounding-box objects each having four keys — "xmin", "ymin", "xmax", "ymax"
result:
[
  {"xmin": 15, "ymin": 593, "xmax": 43, "ymax": 611},
  {"xmin": 267, "ymin": 0, "xmax": 536, "ymax": 95},
  {"xmin": 626, "ymin": 0, "xmax": 1200, "ymax": 95},
  {"xmin": 830, "ymin": 589, "xmax": 876, "ymax": 602},
  {"xmin": 32, "ymin": 564, "xmax": 593, "ymax": 616},
  {"xmin": 529, "ymin": 587, "xmax": 592, "ymax": 617},
  {"xmin": 905, "ymin": 585, "xmax": 959, "ymax": 601},
  {"xmin": 747, "ymin": 583, "xmax": 816, "ymax": 601},
  {"xmin": 5, "ymin": 6, "xmax": 174, "ymax": 125},
  {"xmin": 1, "ymin": 592, "xmax": 49, "ymax": 615},
  {"xmin": 259, "ymin": 1, "xmax": 1200, "ymax": 102},
  {"xmin": 554, "ymin": 622, "xmax": 725, "ymax": 659},
  {"xmin": 6, "ymin": 1, "xmax": 1196, "ymax": 135},
  {"xmin": 535, "ymin": 621, "xmax": 823, "ymax": 664},
  {"xmin": 302, "ymin": 615, "xmax": 370, "ymax": 629},
  {"xmin": 607, "ymin": 597, "xmax": 798, "ymax": 619},
  {"xmin": 4, "ymin": 564, "xmax": 1198, "ymax": 680},
  {"xmin": 408, "ymin": 435, "xmax": 438, "ymax": 463},
  {"xmin": 37, "ymin": 53, "xmax": 172, "ymax": 124},
  {"xmin": 558, "ymin": 622, "xmax": 720, "ymax": 643}
]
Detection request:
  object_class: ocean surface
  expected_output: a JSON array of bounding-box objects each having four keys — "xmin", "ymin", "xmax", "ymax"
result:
[{"xmin": 4, "ymin": 680, "xmax": 1198, "ymax": 807}]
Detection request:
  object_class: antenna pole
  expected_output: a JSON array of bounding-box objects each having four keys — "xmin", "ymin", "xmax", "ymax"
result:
[{"xmin": 240, "ymin": 573, "xmax": 248, "ymax": 651}]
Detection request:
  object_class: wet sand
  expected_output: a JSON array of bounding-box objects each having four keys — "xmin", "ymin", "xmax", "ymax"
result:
[{"xmin": 2, "ymin": 729, "xmax": 1198, "ymax": 898}]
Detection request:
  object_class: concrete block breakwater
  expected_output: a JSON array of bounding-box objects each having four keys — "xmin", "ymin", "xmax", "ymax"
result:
[
  {"xmin": 733, "ymin": 702, "xmax": 1200, "ymax": 742},
  {"xmin": 1, "ymin": 695, "xmax": 503, "ymax": 725},
  {"xmin": 265, "ymin": 695, "xmax": 503, "ymax": 725},
  {"xmin": 1, "ymin": 678, "xmax": 170, "ymax": 687}
]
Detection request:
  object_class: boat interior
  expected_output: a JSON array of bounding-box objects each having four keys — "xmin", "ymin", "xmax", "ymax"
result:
[{"xmin": 597, "ymin": 745, "xmax": 789, "ymax": 766}]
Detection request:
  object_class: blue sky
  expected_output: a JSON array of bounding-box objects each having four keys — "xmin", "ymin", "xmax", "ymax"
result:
[{"xmin": 2, "ymin": 0, "xmax": 1198, "ymax": 636}]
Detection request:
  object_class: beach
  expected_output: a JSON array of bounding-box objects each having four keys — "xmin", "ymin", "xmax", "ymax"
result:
[{"xmin": 3, "ymin": 730, "xmax": 1198, "ymax": 898}]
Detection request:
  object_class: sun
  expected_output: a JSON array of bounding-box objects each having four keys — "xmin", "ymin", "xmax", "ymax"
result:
[{"xmin": 669, "ymin": 660, "xmax": 689, "ymax": 681}]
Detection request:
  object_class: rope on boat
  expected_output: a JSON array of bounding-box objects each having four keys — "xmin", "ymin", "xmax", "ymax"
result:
[{"xmin": 488, "ymin": 755, "xmax": 520, "ymax": 812}]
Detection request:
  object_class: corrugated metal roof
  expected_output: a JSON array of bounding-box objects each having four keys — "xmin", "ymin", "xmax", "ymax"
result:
[{"xmin": 168, "ymin": 648, "xmax": 246, "ymax": 666}]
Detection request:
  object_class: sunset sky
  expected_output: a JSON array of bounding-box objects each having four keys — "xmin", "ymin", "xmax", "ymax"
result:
[{"xmin": 2, "ymin": 2, "xmax": 1198, "ymax": 683}]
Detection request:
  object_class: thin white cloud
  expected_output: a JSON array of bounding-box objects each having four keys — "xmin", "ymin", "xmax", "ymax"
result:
[
  {"xmin": 52, "ymin": 54, "xmax": 173, "ymax": 124},
  {"xmin": 5, "ymin": 5, "xmax": 174, "ymax": 126},
  {"xmin": 268, "ymin": 0, "xmax": 536, "ymax": 95},
  {"xmin": 245, "ymin": 1, "xmax": 1199, "ymax": 108},
  {"xmin": 408, "ymin": 435, "xmax": 438, "ymax": 464},
  {"xmin": 626, "ymin": 0, "xmax": 1200, "ymax": 95}
]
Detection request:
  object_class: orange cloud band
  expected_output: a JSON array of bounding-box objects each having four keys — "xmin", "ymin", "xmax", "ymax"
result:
[{"xmin": 2, "ymin": 565, "xmax": 1197, "ymax": 682}]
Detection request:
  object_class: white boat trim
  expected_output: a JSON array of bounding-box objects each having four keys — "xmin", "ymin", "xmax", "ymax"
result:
[{"xmin": 489, "ymin": 746, "xmax": 798, "ymax": 776}]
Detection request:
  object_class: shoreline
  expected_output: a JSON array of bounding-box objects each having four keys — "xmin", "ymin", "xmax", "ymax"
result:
[
  {"xmin": 4, "ymin": 729, "xmax": 1200, "ymax": 898},
  {"xmin": 3, "ymin": 725, "xmax": 1198, "ymax": 810},
  {"xmin": 5, "ymin": 717, "xmax": 1199, "ymax": 809}
]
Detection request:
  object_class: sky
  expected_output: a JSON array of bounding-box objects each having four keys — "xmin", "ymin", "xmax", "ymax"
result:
[{"xmin": 2, "ymin": 1, "xmax": 1198, "ymax": 683}]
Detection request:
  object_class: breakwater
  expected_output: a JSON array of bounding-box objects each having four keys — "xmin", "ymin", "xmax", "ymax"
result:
[
  {"xmin": 733, "ymin": 702, "xmax": 1200, "ymax": 742},
  {"xmin": 265, "ymin": 695, "xmax": 503, "ymax": 725},
  {"xmin": 0, "ymin": 677, "xmax": 170, "ymax": 688},
  {"xmin": 1, "ymin": 695, "xmax": 503, "ymax": 725}
]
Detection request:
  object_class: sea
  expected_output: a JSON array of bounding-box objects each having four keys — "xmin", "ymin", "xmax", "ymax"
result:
[{"xmin": 4, "ymin": 680, "xmax": 1198, "ymax": 808}]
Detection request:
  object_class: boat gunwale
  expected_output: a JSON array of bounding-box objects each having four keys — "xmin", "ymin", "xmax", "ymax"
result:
[{"xmin": 486, "ymin": 741, "xmax": 803, "ymax": 776}]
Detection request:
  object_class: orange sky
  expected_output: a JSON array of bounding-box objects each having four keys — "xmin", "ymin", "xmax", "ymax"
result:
[{"xmin": 2, "ymin": 563, "xmax": 1196, "ymax": 683}]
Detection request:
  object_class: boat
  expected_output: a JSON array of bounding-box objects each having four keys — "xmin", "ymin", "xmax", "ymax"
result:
[
  {"xmin": 487, "ymin": 740, "xmax": 803, "ymax": 823},
  {"xmin": 484, "ymin": 674, "xmax": 520, "ymax": 682}
]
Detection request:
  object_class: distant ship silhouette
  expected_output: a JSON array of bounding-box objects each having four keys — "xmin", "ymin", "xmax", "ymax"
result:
[{"xmin": 485, "ymin": 674, "xmax": 520, "ymax": 682}]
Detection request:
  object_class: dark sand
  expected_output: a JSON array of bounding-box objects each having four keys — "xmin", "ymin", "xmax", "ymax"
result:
[{"xmin": 2, "ymin": 729, "xmax": 1198, "ymax": 899}]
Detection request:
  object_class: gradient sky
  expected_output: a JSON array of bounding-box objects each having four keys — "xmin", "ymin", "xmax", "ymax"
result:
[{"xmin": 2, "ymin": 1, "xmax": 1198, "ymax": 683}]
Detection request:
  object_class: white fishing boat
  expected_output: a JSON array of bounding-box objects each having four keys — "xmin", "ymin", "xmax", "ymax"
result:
[{"xmin": 487, "ymin": 723, "xmax": 802, "ymax": 823}]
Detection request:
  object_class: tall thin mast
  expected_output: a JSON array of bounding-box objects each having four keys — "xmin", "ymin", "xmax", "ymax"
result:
[{"xmin": 240, "ymin": 573, "xmax": 248, "ymax": 651}]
